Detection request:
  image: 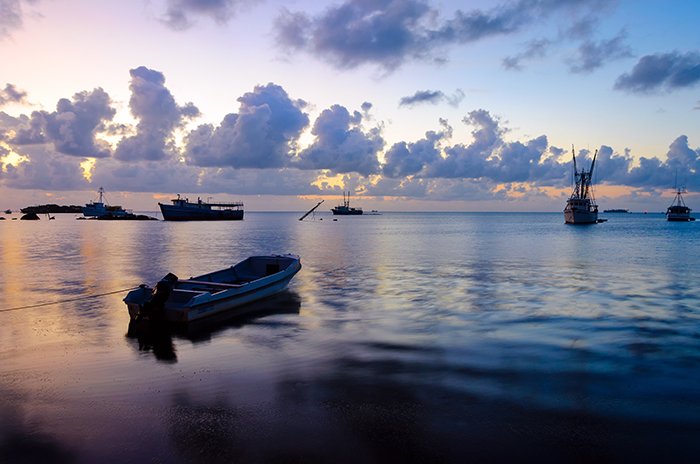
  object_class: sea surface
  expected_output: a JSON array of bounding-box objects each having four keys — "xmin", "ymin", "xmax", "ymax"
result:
[{"xmin": 1, "ymin": 211, "xmax": 699, "ymax": 463}]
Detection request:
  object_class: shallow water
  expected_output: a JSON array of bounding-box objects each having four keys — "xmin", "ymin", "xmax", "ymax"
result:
[{"xmin": 1, "ymin": 211, "xmax": 699, "ymax": 462}]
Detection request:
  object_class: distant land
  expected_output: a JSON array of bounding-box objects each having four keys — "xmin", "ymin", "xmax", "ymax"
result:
[{"xmin": 20, "ymin": 204, "xmax": 83, "ymax": 214}]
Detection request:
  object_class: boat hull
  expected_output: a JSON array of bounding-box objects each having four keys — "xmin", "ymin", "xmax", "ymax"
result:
[
  {"xmin": 159, "ymin": 203, "xmax": 244, "ymax": 221},
  {"xmin": 564, "ymin": 209, "xmax": 598, "ymax": 224},
  {"xmin": 331, "ymin": 207, "xmax": 363, "ymax": 215},
  {"xmin": 166, "ymin": 275, "xmax": 296, "ymax": 322}
]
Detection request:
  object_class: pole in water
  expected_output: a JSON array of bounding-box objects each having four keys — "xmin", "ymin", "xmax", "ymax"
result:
[{"xmin": 299, "ymin": 200, "xmax": 325, "ymax": 221}]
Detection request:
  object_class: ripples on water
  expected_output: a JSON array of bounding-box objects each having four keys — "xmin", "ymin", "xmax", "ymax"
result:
[{"xmin": 1, "ymin": 212, "xmax": 699, "ymax": 462}]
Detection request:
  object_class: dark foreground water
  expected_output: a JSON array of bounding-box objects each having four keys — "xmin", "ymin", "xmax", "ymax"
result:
[{"xmin": 1, "ymin": 211, "xmax": 699, "ymax": 463}]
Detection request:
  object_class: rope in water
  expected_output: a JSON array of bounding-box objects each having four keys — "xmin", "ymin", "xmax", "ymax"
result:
[{"xmin": 0, "ymin": 286, "xmax": 140, "ymax": 313}]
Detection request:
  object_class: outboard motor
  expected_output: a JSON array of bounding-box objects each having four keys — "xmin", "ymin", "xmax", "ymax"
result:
[{"xmin": 140, "ymin": 273, "xmax": 178, "ymax": 321}]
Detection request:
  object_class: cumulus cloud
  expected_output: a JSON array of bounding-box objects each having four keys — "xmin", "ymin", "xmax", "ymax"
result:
[
  {"xmin": 10, "ymin": 88, "xmax": 116, "ymax": 158},
  {"xmin": 275, "ymin": 0, "xmax": 614, "ymax": 70},
  {"xmin": 382, "ymin": 120, "xmax": 450, "ymax": 178},
  {"xmin": 296, "ymin": 104, "xmax": 384, "ymax": 176},
  {"xmin": 399, "ymin": 89, "xmax": 464, "ymax": 107},
  {"xmin": 1, "ymin": 144, "xmax": 89, "ymax": 190},
  {"xmin": 568, "ymin": 31, "xmax": 632, "ymax": 73},
  {"xmin": 615, "ymin": 51, "xmax": 700, "ymax": 93},
  {"xmin": 114, "ymin": 66, "xmax": 200, "ymax": 162},
  {"xmin": 185, "ymin": 83, "xmax": 308, "ymax": 168},
  {"xmin": 0, "ymin": 83, "xmax": 27, "ymax": 106},
  {"xmin": 160, "ymin": 0, "xmax": 256, "ymax": 30}
]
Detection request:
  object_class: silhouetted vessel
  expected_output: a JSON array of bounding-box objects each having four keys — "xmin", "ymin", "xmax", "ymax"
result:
[
  {"xmin": 666, "ymin": 188, "xmax": 695, "ymax": 222},
  {"xmin": 159, "ymin": 194, "xmax": 244, "ymax": 221},
  {"xmin": 564, "ymin": 147, "xmax": 599, "ymax": 224},
  {"xmin": 331, "ymin": 191, "xmax": 363, "ymax": 215},
  {"xmin": 83, "ymin": 187, "xmax": 129, "ymax": 218},
  {"xmin": 603, "ymin": 209, "xmax": 628, "ymax": 213}
]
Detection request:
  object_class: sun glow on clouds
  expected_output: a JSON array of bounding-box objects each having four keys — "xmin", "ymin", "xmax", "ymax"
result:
[
  {"xmin": 0, "ymin": 142, "xmax": 29, "ymax": 171},
  {"xmin": 311, "ymin": 171, "xmax": 345, "ymax": 190},
  {"xmin": 80, "ymin": 158, "xmax": 96, "ymax": 182}
]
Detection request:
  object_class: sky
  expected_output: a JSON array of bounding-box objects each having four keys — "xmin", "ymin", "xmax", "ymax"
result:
[{"xmin": 0, "ymin": 0, "xmax": 699, "ymax": 212}]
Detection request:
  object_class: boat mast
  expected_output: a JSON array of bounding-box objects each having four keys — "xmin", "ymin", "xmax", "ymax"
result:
[
  {"xmin": 299, "ymin": 200, "xmax": 324, "ymax": 221},
  {"xmin": 571, "ymin": 146, "xmax": 581, "ymax": 199},
  {"xmin": 582, "ymin": 149, "xmax": 597, "ymax": 200}
]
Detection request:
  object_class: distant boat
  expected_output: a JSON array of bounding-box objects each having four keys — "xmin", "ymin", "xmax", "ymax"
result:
[
  {"xmin": 20, "ymin": 212, "xmax": 40, "ymax": 220},
  {"xmin": 331, "ymin": 191, "xmax": 363, "ymax": 215},
  {"xmin": 564, "ymin": 147, "xmax": 600, "ymax": 224},
  {"xmin": 603, "ymin": 209, "xmax": 629, "ymax": 213},
  {"xmin": 666, "ymin": 188, "xmax": 695, "ymax": 222},
  {"xmin": 83, "ymin": 187, "xmax": 129, "ymax": 218},
  {"xmin": 123, "ymin": 254, "xmax": 301, "ymax": 323},
  {"xmin": 366, "ymin": 210, "xmax": 382, "ymax": 215},
  {"xmin": 159, "ymin": 194, "xmax": 244, "ymax": 221},
  {"xmin": 4, "ymin": 209, "xmax": 11, "ymax": 214}
]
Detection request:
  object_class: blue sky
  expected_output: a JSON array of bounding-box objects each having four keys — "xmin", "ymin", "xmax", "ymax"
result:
[{"xmin": 0, "ymin": 0, "xmax": 699, "ymax": 211}]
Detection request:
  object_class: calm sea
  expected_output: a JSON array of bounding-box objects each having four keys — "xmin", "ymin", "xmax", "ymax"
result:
[{"xmin": 1, "ymin": 211, "xmax": 699, "ymax": 462}]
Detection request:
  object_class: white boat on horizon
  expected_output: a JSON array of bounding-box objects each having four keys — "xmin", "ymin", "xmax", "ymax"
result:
[
  {"xmin": 564, "ymin": 147, "xmax": 600, "ymax": 224},
  {"xmin": 83, "ymin": 187, "xmax": 130, "ymax": 218},
  {"xmin": 123, "ymin": 254, "xmax": 301, "ymax": 323}
]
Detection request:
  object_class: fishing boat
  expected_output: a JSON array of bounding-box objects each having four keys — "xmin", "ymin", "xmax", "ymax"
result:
[
  {"xmin": 331, "ymin": 191, "xmax": 363, "ymax": 215},
  {"xmin": 159, "ymin": 194, "xmax": 244, "ymax": 221},
  {"xmin": 666, "ymin": 188, "xmax": 695, "ymax": 221},
  {"xmin": 83, "ymin": 187, "xmax": 129, "ymax": 218},
  {"xmin": 564, "ymin": 147, "xmax": 600, "ymax": 224},
  {"xmin": 123, "ymin": 254, "xmax": 301, "ymax": 323}
]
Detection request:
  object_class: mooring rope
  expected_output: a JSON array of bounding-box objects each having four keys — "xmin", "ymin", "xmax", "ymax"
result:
[{"xmin": 0, "ymin": 286, "xmax": 140, "ymax": 313}]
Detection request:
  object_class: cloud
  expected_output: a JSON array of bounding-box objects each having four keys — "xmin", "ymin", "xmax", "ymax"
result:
[
  {"xmin": 0, "ymin": 83, "xmax": 28, "ymax": 106},
  {"xmin": 503, "ymin": 38, "xmax": 550, "ymax": 70},
  {"xmin": 1, "ymin": 144, "xmax": 89, "ymax": 190},
  {"xmin": 0, "ymin": 0, "xmax": 29, "ymax": 39},
  {"xmin": 568, "ymin": 30, "xmax": 632, "ymax": 73},
  {"xmin": 10, "ymin": 88, "xmax": 116, "ymax": 158},
  {"xmin": 275, "ymin": 0, "xmax": 614, "ymax": 70},
  {"xmin": 114, "ymin": 66, "xmax": 200, "ymax": 162},
  {"xmin": 160, "ymin": 0, "xmax": 256, "ymax": 30},
  {"xmin": 296, "ymin": 104, "xmax": 384, "ymax": 176},
  {"xmin": 399, "ymin": 89, "xmax": 464, "ymax": 107},
  {"xmin": 614, "ymin": 51, "xmax": 700, "ymax": 93},
  {"xmin": 382, "ymin": 120, "xmax": 450, "ymax": 178},
  {"xmin": 184, "ymin": 83, "xmax": 308, "ymax": 168}
]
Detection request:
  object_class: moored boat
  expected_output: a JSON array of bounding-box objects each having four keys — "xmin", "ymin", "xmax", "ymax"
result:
[
  {"xmin": 83, "ymin": 187, "xmax": 130, "ymax": 218},
  {"xmin": 159, "ymin": 195, "xmax": 244, "ymax": 221},
  {"xmin": 666, "ymin": 188, "xmax": 695, "ymax": 221},
  {"xmin": 123, "ymin": 254, "xmax": 301, "ymax": 323},
  {"xmin": 331, "ymin": 191, "xmax": 363, "ymax": 215},
  {"xmin": 564, "ymin": 147, "xmax": 599, "ymax": 224}
]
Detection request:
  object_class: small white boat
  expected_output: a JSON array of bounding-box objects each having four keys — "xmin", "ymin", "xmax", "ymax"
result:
[{"xmin": 124, "ymin": 254, "xmax": 301, "ymax": 322}]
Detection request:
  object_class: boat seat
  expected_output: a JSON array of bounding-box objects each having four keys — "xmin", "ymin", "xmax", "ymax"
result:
[{"xmin": 179, "ymin": 280, "xmax": 243, "ymax": 288}]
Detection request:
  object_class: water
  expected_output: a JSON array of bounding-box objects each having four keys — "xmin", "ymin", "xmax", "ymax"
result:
[{"xmin": 1, "ymin": 212, "xmax": 699, "ymax": 462}]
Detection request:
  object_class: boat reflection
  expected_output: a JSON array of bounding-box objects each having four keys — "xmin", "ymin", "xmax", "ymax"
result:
[{"xmin": 126, "ymin": 291, "xmax": 301, "ymax": 362}]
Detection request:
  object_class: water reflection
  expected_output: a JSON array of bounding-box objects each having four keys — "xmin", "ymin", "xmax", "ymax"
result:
[{"xmin": 125, "ymin": 291, "xmax": 301, "ymax": 362}]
